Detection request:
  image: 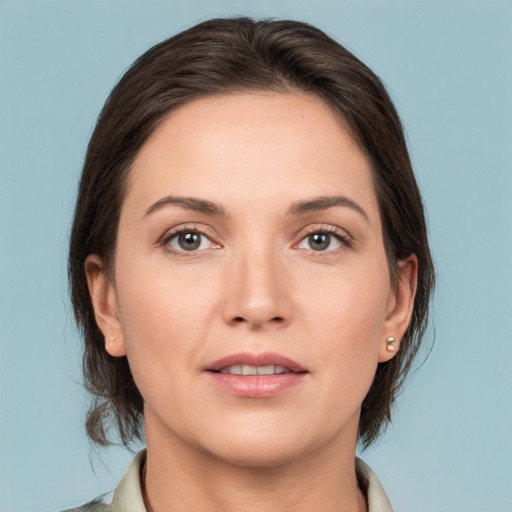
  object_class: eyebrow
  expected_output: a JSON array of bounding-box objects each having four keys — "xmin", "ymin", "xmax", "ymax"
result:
[
  {"xmin": 288, "ymin": 195, "xmax": 369, "ymax": 222},
  {"xmin": 143, "ymin": 196, "xmax": 227, "ymax": 218},
  {"xmin": 143, "ymin": 194, "xmax": 368, "ymax": 222}
]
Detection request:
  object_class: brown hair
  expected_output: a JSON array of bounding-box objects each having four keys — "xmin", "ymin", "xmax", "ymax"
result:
[{"xmin": 69, "ymin": 17, "xmax": 434, "ymax": 448}]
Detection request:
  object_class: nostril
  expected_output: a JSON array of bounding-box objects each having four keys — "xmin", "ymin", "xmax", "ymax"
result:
[{"xmin": 231, "ymin": 316, "xmax": 285, "ymax": 326}]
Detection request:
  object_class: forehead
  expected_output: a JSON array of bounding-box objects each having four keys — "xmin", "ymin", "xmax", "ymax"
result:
[{"xmin": 125, "ymin": 92, "xmax": 378, "ymax": 219}]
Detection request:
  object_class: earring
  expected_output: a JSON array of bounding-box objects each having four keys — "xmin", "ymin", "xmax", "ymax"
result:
[
  {"xmin": 107, "ymin": 337, "xmax": 115, "ymax": 347},
  {"xmin": 386, "ymin": 337, "xmax": 397, "ymax": 352}
]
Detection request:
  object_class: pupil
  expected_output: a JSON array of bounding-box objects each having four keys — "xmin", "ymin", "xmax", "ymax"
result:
[
  {"xmin": 309, "ymin": 233, "xmax": 330, "ymax": 251},
  {"xmin": 179, "ymin": 232, "xmax": 200, "ymax": 250}
]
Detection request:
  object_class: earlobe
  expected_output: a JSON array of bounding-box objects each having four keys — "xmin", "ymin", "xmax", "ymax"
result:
[
  {"xmin": 85, "ymin": 255, "xmax": 126, "ymax": 357},
  {"xmin": 379, "ymin": 254, "xmax": 418, "ymax": 363},
  {"xmin": 105, "ymin": 336, "xmax": 126, "ymax": 358}
]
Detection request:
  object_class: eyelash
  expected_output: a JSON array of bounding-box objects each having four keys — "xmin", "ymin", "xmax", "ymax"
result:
[
  {"xmin": 160, "ymin": 225, "xmax": 220, "ymax": 257},
  {"xmin": 159, "ymin": 224, "xmax": 353, "ymax": 257},
  {"xmin": 294, "ymin": 225, "xmax": 353, "ymax": 253}
]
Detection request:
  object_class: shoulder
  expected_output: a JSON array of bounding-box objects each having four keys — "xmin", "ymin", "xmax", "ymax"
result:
[
  {"xmin": 59, "ymin": 450, "xmax": 146, "ymax": 512},
  {"xmin": 355, "ymin": 457, "xmax": 393, "ymax": 512},
  {"xmin": 60, "ymin": 492, "xmax": 114, "ymax": 512}
]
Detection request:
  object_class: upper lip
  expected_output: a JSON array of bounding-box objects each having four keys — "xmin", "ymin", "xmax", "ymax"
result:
[{"xmin": 205, "ymin": 352, "xmax": 307, "ymax": 373}]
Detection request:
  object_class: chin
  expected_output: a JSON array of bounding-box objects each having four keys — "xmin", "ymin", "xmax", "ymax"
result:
[
  {"xmin": 204, "ymin": 438, "xmax": 308, "ymax": 469},
  {"xmin": 193, "ymin": 419, "xmax": 327, "ymax": 469}
]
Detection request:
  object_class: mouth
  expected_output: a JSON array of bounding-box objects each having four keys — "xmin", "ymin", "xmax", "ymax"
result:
[
  {"xmin": 205, "ymin": 351, "xmax": 307, "ymax": 374},
  {"xmin": 218, "ymin": 365, "xmax": 294, "ymax": 375},
  {"xmin": 204, "ymin": 352, "xmax": 308, "ymax": 398}
]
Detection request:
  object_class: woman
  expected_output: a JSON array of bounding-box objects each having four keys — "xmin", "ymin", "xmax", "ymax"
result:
[{"xmin": 67, "ymin": 17, "xmax": 434, "ymax": 512}]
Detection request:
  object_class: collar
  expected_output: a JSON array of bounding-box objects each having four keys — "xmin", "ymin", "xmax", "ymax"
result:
[
  {"xmin": 108, "ymin": 449, "xmax": 392, "ymax": 512},
  {"xmin": 355, "ymin": 457, "xmax": 393, "ymax": 512}
]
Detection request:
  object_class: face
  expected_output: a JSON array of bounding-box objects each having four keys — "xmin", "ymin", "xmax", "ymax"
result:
[{"xmin": 87, "ymin": 92, "xmax": 415, "ymax": 467}]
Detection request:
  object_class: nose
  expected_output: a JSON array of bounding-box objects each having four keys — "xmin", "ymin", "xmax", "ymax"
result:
[{"xmin": 222, "ymin": 244, "xmax": 292, "ymax": 330}]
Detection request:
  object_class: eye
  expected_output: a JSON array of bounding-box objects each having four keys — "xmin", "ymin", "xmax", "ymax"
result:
[
  {"xmin": 164, "ymin": 229, "xmax": 219, "ymax": 254},
  {"xmin": 295, "ymin": 229, "xmax": 351, "ymax": 252}
]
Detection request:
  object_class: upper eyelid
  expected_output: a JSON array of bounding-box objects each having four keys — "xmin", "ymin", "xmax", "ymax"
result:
[
  {"xmin": 294, "ymin": 223, "xmax": 353, "ymax": 241},
  {"xmin": 293, "ymin": 225, "xmax": 354, "ymax": 252},
  {"xmin": 160, "ymin": 223, "xmax": 219, "ymax": 243},
  {"xmin": 160, "ymin": 226, "xmax": 222, "ymax": 256},
  {"xmin": 158, "ymin": 223, "xmax": 353, "ymax": 248}
]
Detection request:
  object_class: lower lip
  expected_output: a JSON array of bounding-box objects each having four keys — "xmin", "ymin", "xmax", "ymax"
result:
[{"xmin": 206, "ymin": 372, "xmax": 306, "ymax": 398}]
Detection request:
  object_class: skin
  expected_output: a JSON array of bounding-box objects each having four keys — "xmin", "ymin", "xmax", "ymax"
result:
[{"xmin": 86, "ymin": 92, "xmax": 417, "ymax": 512}]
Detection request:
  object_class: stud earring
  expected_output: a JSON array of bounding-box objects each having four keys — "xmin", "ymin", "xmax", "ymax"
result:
[
  {"xmin": 386, "ymin": 336, "xmax": 397, "ymax": 352},
  {"xmin": 107, "ymin": 337, "xmax": 115, "ymax": 347}
]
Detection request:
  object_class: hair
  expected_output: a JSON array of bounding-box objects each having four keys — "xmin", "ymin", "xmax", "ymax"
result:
[{"xmin": 69, "ymin": 17, "xmax": 434, "ymax": 448}]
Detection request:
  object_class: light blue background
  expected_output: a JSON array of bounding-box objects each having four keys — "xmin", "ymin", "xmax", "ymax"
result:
[{"xmin": 1, "ymin": 1, "xmax": 511, "ymax": 511}]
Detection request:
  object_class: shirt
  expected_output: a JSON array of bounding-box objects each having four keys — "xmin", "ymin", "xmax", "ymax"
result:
[{"xmin": 63, "ymin": 450, "xmax": 393, "ymax": 512}]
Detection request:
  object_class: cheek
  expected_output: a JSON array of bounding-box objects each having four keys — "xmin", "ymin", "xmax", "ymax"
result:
[
  {"xmin": 113, "ymin": 253, "xmax": 222, "ymax": 393},
  {"xmin": 299, "ymin": 262, "xmax": 391, "ymax": 391},
  {"xmin": 116, "ymin": 247, "xmax": 218, "ymax": 330},
  {"xmin": 300, "ymin": 261, "xmax": 391, "ymax": 343}
]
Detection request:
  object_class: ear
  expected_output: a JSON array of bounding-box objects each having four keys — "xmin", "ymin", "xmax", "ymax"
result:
[
  {"xmin": 378, "ymin": 254, "xmax": 418, "ymax": 363},
  {"xmin": 85, "ymin": 254, "xmax": 126, "ymax": 357}
]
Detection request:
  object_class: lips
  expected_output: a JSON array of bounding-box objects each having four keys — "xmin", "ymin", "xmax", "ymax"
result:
[
  {"xmin": 204, "ymin": 352, "xmax": 307, "ymax": 398},
  {"xmin": 206, "ymin": 352, "xmax": 306, "ymax": 373},
  {"xmin": 219, "ymin": 364, "xmax": 291, "ymax": 375}
]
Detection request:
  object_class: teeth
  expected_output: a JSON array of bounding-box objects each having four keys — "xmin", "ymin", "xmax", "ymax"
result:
[
  {"xmin": 219, "ymin": 365, "xmax": 291, "ymax": 375},
  {"xmin": 219, "ymin": 366, "xmax": 238, "ymax": 375},
  {"xmin": 257, "ymin": 365, "xmax": 274, "ymax": 375},
  {"xmin": 242, "ymin": 365, "xmax": 256, "ymax": 375}
]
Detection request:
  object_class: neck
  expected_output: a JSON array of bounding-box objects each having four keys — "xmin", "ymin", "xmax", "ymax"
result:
[{"xmin": 142, "ymin": 413, "xmax": 367, "ymax": 512}]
